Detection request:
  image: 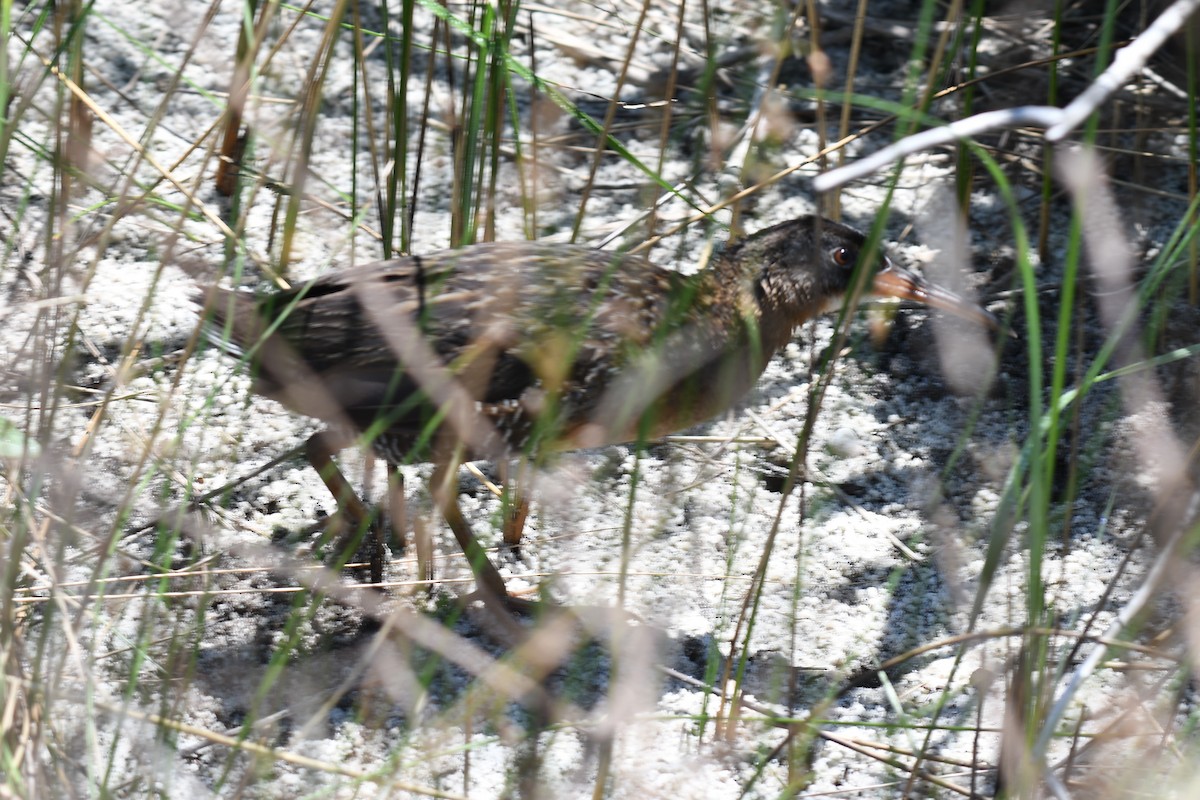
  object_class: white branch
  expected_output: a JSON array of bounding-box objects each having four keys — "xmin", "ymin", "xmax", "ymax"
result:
[
  {"xmin": 814, "ymin": 0, "xmax": 1200, "ymax": 189},
  {"xmin": 1047, "ymin": 0, "xmax": 1200, "ymax": 140},
  {"xmin": 812, "ymin": 107, "xmax": 1063, "ymax": 192}
]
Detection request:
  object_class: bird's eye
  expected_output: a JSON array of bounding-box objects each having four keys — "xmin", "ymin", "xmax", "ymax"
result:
[{"xmin": 832, "ymin": 246, "xmax": 854, "ymax": 267}]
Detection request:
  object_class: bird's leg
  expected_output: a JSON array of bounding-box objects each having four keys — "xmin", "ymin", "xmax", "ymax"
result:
[
  {"xmin": 388, "ymin": 464, "xmax": 435, "ymax": 587},
  {"xmin": 500, "ymin": 458, "xmax": 531, "ymax": 551},
  {"xmin": 387, "ymin": 465, "xmax": 425, "ymax": 585},
  {"xmin": 385, "ymin": 465, "xmax": 406, "ymax": 552},
  {"xmin": 430, "ymin": 447, "xmax": 512, "ymax": 608},
  {"xmin": 362, "ymin": 452, "xmax": 390, "ymax": 583},
  {"xmin": 305, "ymin": 433, "xmax": 384, "ymax": 583}
]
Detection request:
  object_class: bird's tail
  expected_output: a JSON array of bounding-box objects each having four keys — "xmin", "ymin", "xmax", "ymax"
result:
[{"xmin": 193, "ymin": 287, "xmax": 267, "ymax": 360}]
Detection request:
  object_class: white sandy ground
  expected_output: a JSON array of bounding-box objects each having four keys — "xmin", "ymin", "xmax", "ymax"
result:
[{"xmin": 2, "ymin": 0, "xmax": 1197, "ymax": 797}]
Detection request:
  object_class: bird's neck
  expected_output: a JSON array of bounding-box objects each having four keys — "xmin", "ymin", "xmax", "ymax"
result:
[{"xmin": 698, "ymin": 253, "xmax": 803, "ymax": 358}]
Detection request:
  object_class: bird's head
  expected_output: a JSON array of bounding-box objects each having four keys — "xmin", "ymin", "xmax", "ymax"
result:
[{"xmin": 730, "ymin": 215, "xmax": 994, "ymax": 330}]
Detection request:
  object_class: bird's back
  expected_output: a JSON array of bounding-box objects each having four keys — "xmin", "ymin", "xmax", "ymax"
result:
[{"xmin": 203, "ymin": 242, "xmax": 713, "ymax": 462}]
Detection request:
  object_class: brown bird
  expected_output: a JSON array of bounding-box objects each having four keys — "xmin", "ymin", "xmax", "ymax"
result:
[{"xmin": 201, "ymin": 215, "xmax": 992, "ymax": 607}]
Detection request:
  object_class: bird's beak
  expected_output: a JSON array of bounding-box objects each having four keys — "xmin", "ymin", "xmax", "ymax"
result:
[{"xmin": 870, "ymin": 259, "xmax": 997, "ymax": 329}]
